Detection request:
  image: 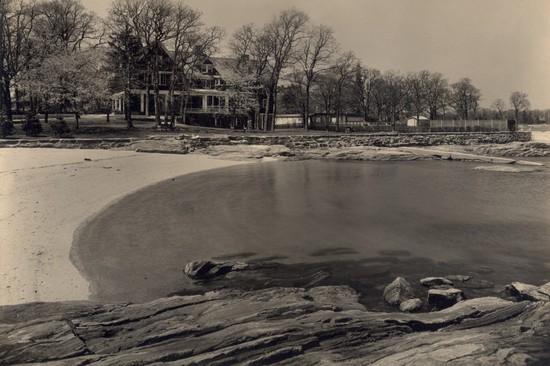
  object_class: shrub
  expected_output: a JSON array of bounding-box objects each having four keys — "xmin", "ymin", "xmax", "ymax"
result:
[
  {"xmin": 21, "ymin": 113, "xmax": 42, "ymax": 137},
  {"xmin": 0, "ymin": 115, "xmax": 15, "ymax": 138},
  {"xmin": 50, "ymin": 117, "xmax": 71, "ymax": 137}
]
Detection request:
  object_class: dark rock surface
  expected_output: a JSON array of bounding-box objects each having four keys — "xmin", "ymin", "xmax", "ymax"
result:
[
  {"xmin": 428, "ymin": 288, "xmax": 465, "ymax": 309},
  {"xmin": 421, "ymin": 277, "xmax": 454, "ymax": 287},
  {"xmin": 0, "ymin": 286, "xmax": 549, "ymax": 365}
]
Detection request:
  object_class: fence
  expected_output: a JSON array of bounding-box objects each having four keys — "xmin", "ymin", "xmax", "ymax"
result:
[{"xmin": 310, "ymin": 119, "xmax": 513, "ymax": 133}]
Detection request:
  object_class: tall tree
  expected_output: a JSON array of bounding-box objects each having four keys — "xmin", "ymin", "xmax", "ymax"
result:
[
  {"xmin": 171, "ymin": 11, "xmax": 222, "ymax": 127},
  {"xmin": 230, "ymin": 24, "xmax": 271, "ymax": 130},
  {"xmin": 406, "ymin": 70, "xmax": 430, "ymax": 121},
  {"xmin": 0, "ymin": 0, "xmax": 37, "ymax": 121},
  {"xmin": 34, "ymin": 0, "xmax": 102, "ymax": 54},
  {"xmin": 353, "ymin": 63, "xmax": 380, "ymax": 122},
  {"xmin": 296, "ymin": 24, "xmax": 336, "ymax": 130},
  {"xmin": 131, "ymin": 0, "xmax": 175, "ymax": 125},
  {"xmin": 492, "ymin": 98, "xmax": 506, "ymax": 119},
  {"xmin": 450, "ymin": 78, "xmax": 481, "ymax": 119},
  {"xmin": 425, "ymin": 72, "xmax": 449, "ymax": 119},
  {"xmin": 332, "ymin": 51, "xmax": 356, "ymax": 131},
  {"xmin": 264, "ymin": 9, "xmax": 309, "ymax": 130},
  {"xmin": 106, "ymin": 0, "xmax": 144, "ymax": 128},
  {"xmin": 509, "ymin": 91, "xmax": 530, "ymax": 122}
]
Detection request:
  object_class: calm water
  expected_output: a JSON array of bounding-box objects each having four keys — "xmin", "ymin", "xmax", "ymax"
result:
[{"xmin": 73, "ymin": 159, "xmax": 550, "ymax": 304}]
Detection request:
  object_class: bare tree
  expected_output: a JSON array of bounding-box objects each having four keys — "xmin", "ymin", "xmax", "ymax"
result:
[
  {"xmin": 131, "ymin": 0, "xmax": 175, "ymax": 126},
  {"xmin": 425, "ymin": 72, "xmax": 449, "ymax": 119},
  {"xmin": 353, "ymin": 63, "xmax": 380, "ymax": 122},
  {"xmin": 296, "ymin": 24, "xmax": 336, "ymax": 130},
  {"xmin": 509, "ymin": 91, "xmax": 530, "ymax": 122},
  {"xmin": 166, "ymin": 2, "xmax": 201, "ymax": 127},
  {"xmin": 173, "ymin": 25, "xmax": 223, "ymax": 127},
  {"xmin": 406, "ymin": 70, "xmax": 430, "ymax": 121},
  {"xmin": 332, "ymin": 51, "xmax": 356, "ymax": 132},
  {"xmin": 264, "ymin": 9, "xmax": 309, "ymax": 130},
  {"xmin": 492, "ymin": 98, "xmax": 506, "ymax": 119},
  {"xmin": 0, "ymin": 0, "xmax": 37, "ymax": 121},
  {"xmin": 106, "ymin": 0, "xmax": 145, "ymax": 128},
  {"xmin": 34, "ymin": 0, "xmax": 102, "ymax": 54},
  {"xmin": 230, "ymin": 24, "xmax": 271, "ymax": 130},
  {"xmin": 450, "ymin": 78, "xmax": 481, "ymax": 119}
]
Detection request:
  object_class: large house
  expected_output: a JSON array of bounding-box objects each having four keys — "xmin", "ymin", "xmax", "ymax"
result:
[{"xmin": 111, "ymin": 44, "xmax": 254, "ymax": 127}]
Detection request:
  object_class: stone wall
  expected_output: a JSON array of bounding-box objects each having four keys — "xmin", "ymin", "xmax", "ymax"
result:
[{"xmin": 187, "ymin": 131, "xmax": 531, "ymax": 149}]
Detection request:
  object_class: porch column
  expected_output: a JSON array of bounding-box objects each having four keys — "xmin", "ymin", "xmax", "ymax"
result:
[
  {"xmin": 140, "ymin": 93, "xmax": 145, "ymax": 113},
  {"xmin": 224, "ymin": 96, "xmax": 229, "ymax": 111},
  {"xmin": 145, "ymin": 93, "xmax": 150, "ymax": 116},
  {"xmin": 164, "ymin": 94, "xmax": 168, "ymax": 116},
  {"xmin": 202, "ymin": 95, "xmax": 208, "ymax": 111}
]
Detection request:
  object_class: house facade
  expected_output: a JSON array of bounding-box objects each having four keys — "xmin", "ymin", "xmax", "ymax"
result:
[{"xmin": 111, "ymin": 45, "xmax": 253, "ymax": 127}]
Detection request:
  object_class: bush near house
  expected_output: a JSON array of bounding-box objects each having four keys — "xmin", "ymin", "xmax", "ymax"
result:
[
  {"xmin": 1, "ymin": 115, "xmax": 15, "ymax": 138},
  {"xmin": 50, "ymin": 117, "xmax": 71, "ymax": 137},
  {"xmin": 21, "ymin": 113, "xmax": 42, "ymax": 137}
]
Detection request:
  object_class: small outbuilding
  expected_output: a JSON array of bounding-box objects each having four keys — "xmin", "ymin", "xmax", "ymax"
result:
[{"xmin": 406, "ymin": 115, "xmax": 429, "ymax": 127}]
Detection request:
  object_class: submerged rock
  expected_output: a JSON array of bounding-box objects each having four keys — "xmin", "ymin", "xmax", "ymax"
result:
[
  {"xmin": 399, "ymin": 298, "xmax": 423, "ymax": 313},
  {"xmin": 183, "ymin": 260, "xmax": 248, "ymax": 280},
  {"xmin": 421, "ymin": 277, "xmax": 453, "ymax": 287},
  {"xmin": 428, "ymin": 288, "xmax": 464, "ymax": 309},
  {"xmin": 445, "ymin": 274, "xmax": 471, "ymax": 282},
  {"xmin": 383, "ymin": 277, "xmax": 415, "ymax": 305}
]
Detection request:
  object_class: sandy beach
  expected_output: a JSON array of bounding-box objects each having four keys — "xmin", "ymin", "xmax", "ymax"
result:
[{"xmin": 0, "ymin": 148, "xmax": 247, "ymax": 305}]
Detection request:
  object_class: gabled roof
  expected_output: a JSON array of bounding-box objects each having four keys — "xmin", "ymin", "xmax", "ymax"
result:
[{"xmin": 209, "ymin": 57, "xmax": 243, "ymax": 83}]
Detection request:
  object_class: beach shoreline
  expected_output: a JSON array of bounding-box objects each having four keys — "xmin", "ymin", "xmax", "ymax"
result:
[{"xmin": 0, "ymin": 148, "xmax": 248, "ymax": 305}]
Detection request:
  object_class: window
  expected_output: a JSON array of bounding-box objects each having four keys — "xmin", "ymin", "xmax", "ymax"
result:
[
  {"xmin": 214, "ymin": 78, "xmax": 222, "ymax": 87},
  {"xmin": 202, "ymin": 79, "xmax": 213, "ymax": 89},
  {"xmin": 159, "ymin": 73, "xmax": 170, "ymax": 86},
  {"xmin": 201, "ymin": 64, "xmax": 213, "ymax": 74},
  {"xmin": 207, "ymin": 96, "xmax": 223, "ymax": 107}
]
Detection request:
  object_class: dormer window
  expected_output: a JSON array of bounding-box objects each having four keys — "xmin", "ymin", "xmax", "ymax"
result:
[{"xmin": 201, "ymin": 64, "xmax": 213, "ymax": 74}]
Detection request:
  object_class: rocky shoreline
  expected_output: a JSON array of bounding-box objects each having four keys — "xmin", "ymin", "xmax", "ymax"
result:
[
  {"xmin": 1, "ymin": 133, "xmax": 548, "ymax": 164},
  {"xmin": 1, "ymin": 271, "xmax": 549, "ymax": 365}
]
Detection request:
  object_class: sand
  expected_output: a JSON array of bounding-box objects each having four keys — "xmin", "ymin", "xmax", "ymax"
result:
[{"xmin": 0, "ymin": 148, "xmax": 247, "ymax": 305}]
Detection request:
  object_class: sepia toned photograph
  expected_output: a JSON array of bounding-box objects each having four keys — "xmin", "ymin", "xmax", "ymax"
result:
[{"xmin": 0, "ymin": 0, "xmax": 549, "ymax": 364}]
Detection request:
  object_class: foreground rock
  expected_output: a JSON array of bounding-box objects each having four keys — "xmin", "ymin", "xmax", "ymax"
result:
[
  {"xmin": 428, "ymin": 288, "xmax": 465, "ymax": 309},
  {"xmin": 506, "ymin": 281, "xmax": 550, "ymax": 301},
  {"xmin": 399, "ymin": 298, "xmax": 423, "ymax": 312},
  {"xmin": 0, "ymin": 286, "xmax": 549, "ymax": 365},
  {"xmin": 383, "ymin": 277, "xmax": 415, "ymax": 305}
]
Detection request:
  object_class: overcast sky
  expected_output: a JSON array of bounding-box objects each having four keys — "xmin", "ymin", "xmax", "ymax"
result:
[{"xmin": 86, "ymin": 0, "xmax": 550, "ymax": 109}]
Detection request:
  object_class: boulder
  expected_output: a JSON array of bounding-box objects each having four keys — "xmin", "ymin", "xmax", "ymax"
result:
[
  {"xmin": 383, "ymin": 277, "xmax": 415, "ymax": 305},
  {"xmin": 183, "ymin": 260, "xmax": 248, "ymax": 280},
  {"xmin": 420, "ymin": 277, "xmax": 453, "ymax": 287},
  {"xmin": 428, "ymin": 288, "xmax": 464, "ymax": 309},
  {"xmin": 399, "ymin": 298, "xmax": 423, "ymax": 313},
  {"xmin": 505, "ymin": 282, "xmax": 550, "ymax": 302}
]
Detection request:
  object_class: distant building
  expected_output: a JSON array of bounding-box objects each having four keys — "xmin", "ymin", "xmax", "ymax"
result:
[
  {"xmin": 406, "ymin": 115, "xmax": 429, "ymax": 127},
  {"xmin": 110, "ymin": 43, "xmax": 253, "ymax": 127}
]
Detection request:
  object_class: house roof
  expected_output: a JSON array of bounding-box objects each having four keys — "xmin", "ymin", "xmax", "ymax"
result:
[{"xmin": 210, "ymin": 57, "xmax": 242, "ymax": 82}]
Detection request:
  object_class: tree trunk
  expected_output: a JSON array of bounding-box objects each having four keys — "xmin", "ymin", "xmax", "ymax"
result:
[
  {"xmin": 304, "ymin": 82, "xmax": 310, "ymax": 131},
  {"xmin": 152, "ymin": 51, "xmax": 162, "ymax": 127},
  {"xmin": 1, "ymin": 80, "xmax": 13, "ymax": 122},
  {"xmin": 125, "ymin": 60, "xmax": 134, "ymax": 129},
  {"xmin": 271, "ymin": 89, "xmax": 277, "ymax": 132}
]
